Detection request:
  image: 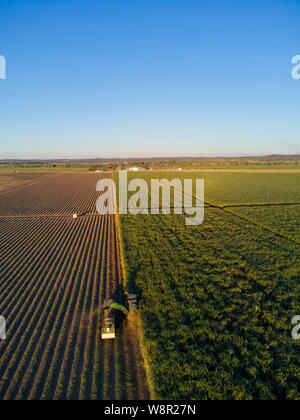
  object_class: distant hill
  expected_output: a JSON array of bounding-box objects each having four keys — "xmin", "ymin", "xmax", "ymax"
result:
[{"xmin": 1, "ymin": 154, "xmax": 299, "ymax": 164}]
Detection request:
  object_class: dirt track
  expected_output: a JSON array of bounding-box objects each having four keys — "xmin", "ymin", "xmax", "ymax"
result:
[{"xmin": 98, "ymin": 215, "xmax": 150, "ymax": 400}]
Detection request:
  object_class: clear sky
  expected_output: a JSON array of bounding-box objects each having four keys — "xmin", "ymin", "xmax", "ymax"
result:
[{"xmin": 0, "ymin": 0, "xmax": 299, "ymax": 159}]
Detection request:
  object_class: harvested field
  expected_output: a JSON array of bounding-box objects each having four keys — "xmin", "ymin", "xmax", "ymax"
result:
[
  {"xmin": 0, "ymin": 173, "xmax": 103, "ymax": 216},
  {"xmin": 0, "ymin": 173, "xmax": 149, "ymax": 400},
  {"xmin": 0, "ymin": 173, "xmax": 57, "ymax": 194}
]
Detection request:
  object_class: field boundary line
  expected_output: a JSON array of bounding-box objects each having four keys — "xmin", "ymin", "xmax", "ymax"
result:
[
  {"xmin": 222, "ymin": 202, "xmax": 300, "ymax": 209},
  {"xmin": 112, "ymin": 172, "xmax": 152, "ymax": 399},
  {"xmin": 0, "ymin": 213, "xmax": 100, "ymax": 219},
  {"xmin": 0, "ymin": 174, "xmax": 63, "ymax": 196},
  {"xmin": 203, "ymin": 199, "xmax": 300, "ymax": 246},
  {"xmin": 143, "ymin": 173, "xmax": 300, "ymax": 247},
  {"xmin": 202, "ymin": 199, "xmax": 300, "ymax": 246},
  {"xmin": 221, "ymin": 207, "xmax": 300, "ymax": 246}
]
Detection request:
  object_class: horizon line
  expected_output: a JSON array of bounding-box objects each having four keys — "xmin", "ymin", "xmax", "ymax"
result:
[{"xmin": 1, "ymin": 153, "xmax": 299, "ymax": 162}]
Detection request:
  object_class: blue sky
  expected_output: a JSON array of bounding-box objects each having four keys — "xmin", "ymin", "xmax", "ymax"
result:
[{"xmin": 0, "ymin": 0, "xmax": 299, "ymax": 159}]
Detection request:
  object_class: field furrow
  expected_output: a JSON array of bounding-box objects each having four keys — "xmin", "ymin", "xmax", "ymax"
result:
[{"xmin": 0, "ymin": 173, "xmax": 149, "ymax": 400}]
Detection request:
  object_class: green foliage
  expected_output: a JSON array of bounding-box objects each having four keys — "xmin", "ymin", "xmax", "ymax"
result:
[
  {"xmin": 232, "ymin": 206, "xmax": 300, "ymax": 243},
  {"xmin": 139, "ymin": 172, "xmax": 300, "ymax": 206},
  {"xmin": 117, "ymin": 172, "xmax": 300, "ymax": 400},
  {"xmin": 109, "ymin": 302, "xmax": 129, "ymax": 316}
]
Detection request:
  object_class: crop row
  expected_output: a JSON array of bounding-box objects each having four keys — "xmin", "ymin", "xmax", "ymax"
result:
[
  {"xmin": 0, "ymin": 173, "xmax": 107, "ymax": 216},
  {"xmin": 0, "ymin": 212, "xmax": 141, "ymax": 399},
  {"xmin": 0, "ymin": 172, "xmax": 150, "ymax": 400}
]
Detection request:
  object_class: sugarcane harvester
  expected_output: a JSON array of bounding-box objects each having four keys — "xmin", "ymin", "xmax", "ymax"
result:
[{"xmin": 101, "ymin": 295, "xmax": 137, "ymax": 340}]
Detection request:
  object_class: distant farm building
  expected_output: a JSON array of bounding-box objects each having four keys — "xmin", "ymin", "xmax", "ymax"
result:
[{"xmin": 128, "ymin": 167, "xmax": 146, "ymax": 172}]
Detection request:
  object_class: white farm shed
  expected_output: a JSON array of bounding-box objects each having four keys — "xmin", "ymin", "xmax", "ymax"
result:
[{"xmin": 128, "ymin": 167, "xmax": 146, "ymax": 172}]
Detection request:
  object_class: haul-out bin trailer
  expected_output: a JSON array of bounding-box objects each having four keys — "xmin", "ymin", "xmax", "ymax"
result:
[{"xmin": 127, "ymin": 294, "xmax": 138, "ymax": 311}]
